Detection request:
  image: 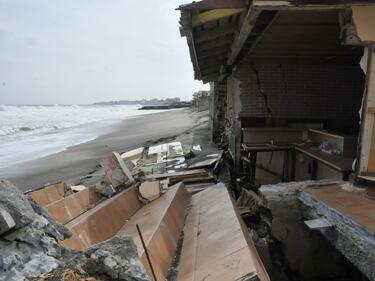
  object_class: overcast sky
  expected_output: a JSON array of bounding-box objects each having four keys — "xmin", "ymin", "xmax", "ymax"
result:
[{"xmin": 0, "ymin": 0, "xmax": 208, "ymax": 105}]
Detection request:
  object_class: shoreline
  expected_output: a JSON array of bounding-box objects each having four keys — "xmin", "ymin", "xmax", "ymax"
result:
[{"xmin": 3, "ymin": 108, "xmax": 206, "ymax": 191}]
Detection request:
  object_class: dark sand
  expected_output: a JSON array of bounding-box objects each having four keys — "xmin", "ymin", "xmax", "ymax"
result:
[{"xmin": 3, "ymin": 108, "xmax": 206, "ymax": 191}]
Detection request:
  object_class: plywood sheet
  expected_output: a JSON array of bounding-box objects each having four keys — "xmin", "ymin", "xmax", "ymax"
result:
[
  {"xmin": 60, "ymin": 187, "xmax": 141, "ymax": 249},
  {"xmin": 44, "ymin": 186, "xmax": 101, "ymax": 225},
  {"xmin": 118, "ymin": 182, "xmax": 191, "ymax": 281},
  {"xmin": 177, "ymin": 183, "xmax": 270, "ymax": 281},
  {"xmin": 28, "ymin": 182, "xmax": 65, "ymax": 207}
]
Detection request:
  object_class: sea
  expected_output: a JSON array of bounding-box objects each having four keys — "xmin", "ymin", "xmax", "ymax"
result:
[{"xmin": 0, "ymin": 104, "xmax": 162, "ymax": 172}]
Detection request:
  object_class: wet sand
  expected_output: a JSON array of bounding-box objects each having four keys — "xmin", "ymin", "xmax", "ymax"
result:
[{"xmin": 3, "ymin": 108, "xmax": 206, "ymax": 191}]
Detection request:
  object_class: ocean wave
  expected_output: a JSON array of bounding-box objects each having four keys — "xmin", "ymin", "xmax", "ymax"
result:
[
  {"xmin": 0, "ymin": 124, "xmax": 62, "ymax": 137},
  {"xmin": 0, "ymin": 104, "xmax": 85, "ymax": 112},
  {"xmin": 0, "ymin": 103, "xmax": 155, "ymax": 140}
]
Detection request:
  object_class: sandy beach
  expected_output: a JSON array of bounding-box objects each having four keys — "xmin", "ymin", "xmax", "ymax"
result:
[{"xmin": 3, "ymin": 108, "xmax": 207, "ymax": 191}]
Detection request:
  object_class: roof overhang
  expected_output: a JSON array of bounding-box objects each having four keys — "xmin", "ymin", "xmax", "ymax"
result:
[{"xmin": 178, "ymin": 0, "xmax": 375, "ymax": 83}]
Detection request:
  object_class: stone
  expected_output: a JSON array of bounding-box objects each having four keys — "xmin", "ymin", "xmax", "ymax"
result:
[
  {"xmin": 28, "ymin": 198, "xmax": 71, "ymax": 240},
  {"xmin": 0, "ymin": 207, "xmax": 15, "ymax": 234},
  {"xmin": 0, "ymin": 180, "xmax": 38, "ymax": 228},
  {"xmin": 84, "ymin": 235, "xmax": 151, "ymax": 281},
  {"xmin": 0, "ymin": 180, "xmax": 70, "ymax": 280}
]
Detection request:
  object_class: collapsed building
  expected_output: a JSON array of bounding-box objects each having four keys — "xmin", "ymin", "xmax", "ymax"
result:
[
  {"xmin": 178, "ymin": 0, "xmax": 375, "ymax": 280},
  {"xmin": 1, "ymin": 1, "xmax": 375, "ymax": 281}
]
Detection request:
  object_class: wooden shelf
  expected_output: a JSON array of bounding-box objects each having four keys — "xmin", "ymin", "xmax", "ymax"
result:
[
  {"xmin": 295, "ymin": 144, "xmax": 354, "ymax": 172},
  {"xmin": 242, "ymin": 143, "xmax": 295, "ymax": 152}
]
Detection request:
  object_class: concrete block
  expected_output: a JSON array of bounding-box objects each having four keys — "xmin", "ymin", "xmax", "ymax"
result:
[{"xmin": 0, "ymin": 208, "xmax": 16, "ymax": 234}]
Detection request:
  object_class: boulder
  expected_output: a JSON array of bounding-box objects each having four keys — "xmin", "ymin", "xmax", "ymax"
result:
[
  {"xmin": 0, "ymin": 208, "xmax": 15, "ymax": 235},
  {"xmin": 0, "ymin": 180, "xmax": 37, "ymax": 228},
  {"xmin": 84, "ymin": 236, "xmax": 151, "ymax": 281}
]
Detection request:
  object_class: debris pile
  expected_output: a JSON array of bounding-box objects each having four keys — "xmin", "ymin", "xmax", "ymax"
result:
[{"xmin": 0, "ymin": 137, "xmax": 256, "ymax": 281}]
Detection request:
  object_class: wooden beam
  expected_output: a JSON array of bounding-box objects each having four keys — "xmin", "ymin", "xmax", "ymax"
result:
[
  {"xmin": 197, "ymin": 47, "xmax": 229, "ymax": 59},
  {"xmin": 253, "ymin": 0, "xmax": 375, "ymax": 10},
  {"xmin": 194, "ymin": 24, "xmax": 237, "ymax": 43},
  {"xmin": 200, "ymin": 66, "xmax": 222, "ymax": 75},
  {"xmin": 178, "ymin": 0, "xmax": 246, "ymax": 10},
  {"xmin": 196, "ymin": 37, "xmax": 233, "ymax": 52},
  {"xmin": 192, "ymin": 8, "xmax": 245, "ymax": 27},
  {"xmin": 227, "ymin": 8, "xmax": 262, "ymax": 65}
]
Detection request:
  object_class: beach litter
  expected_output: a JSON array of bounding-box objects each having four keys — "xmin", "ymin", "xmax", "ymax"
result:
[
  {"xmin": 69, "ymin": 185, "xmax": 87, "ymax": 192},
  {"xmin": 95, "ymin": 152, "xmax": 134, "ymax": 196},
  {"xmin": 192, "ymin": 144, "xmax": 202, "ymax": 151},
  {"xmin": 121, "ymin": 147, "xmax": 145, "ymax": 165}
]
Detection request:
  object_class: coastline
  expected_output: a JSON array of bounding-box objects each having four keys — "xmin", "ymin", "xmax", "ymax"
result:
[{"xmin": 3, "ymin": 108, "xmax": 206, "ymax": 191}]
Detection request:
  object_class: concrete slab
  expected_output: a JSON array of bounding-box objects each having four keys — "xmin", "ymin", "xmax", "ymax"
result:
[
  {"xmin": 305, "ymin": 185, "xmax": 375, "ymax": 233},
  {"xmin": 301, "ymin": 183, "xmax": 375, "ymax": 281}
]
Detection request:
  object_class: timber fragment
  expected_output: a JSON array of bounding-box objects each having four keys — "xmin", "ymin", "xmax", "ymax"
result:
[{"xmin": 138, "ymin": 181, "xmax": 161, "ymax": 202}]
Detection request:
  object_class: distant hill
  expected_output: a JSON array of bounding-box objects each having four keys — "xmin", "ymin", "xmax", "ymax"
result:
[{"xmin": 93, "ymin": 98, "xmax": 184, "ymax": 106}]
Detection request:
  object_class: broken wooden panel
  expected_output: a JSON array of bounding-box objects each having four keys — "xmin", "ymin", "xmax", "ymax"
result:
[
  {"xmin": 352, "ymin": 6, "xmax": 375, "ymax": 44},
  {"xmin": 28, "ymin": 182, "xmax": 65, "ymax": 207},
  {"xmin": 101, "ymin": 152, "xmax": 134, "ymax": 189},
  {"xmin": 358, "ymin": 49, "xmax": 375, "ymax": 174},
  {"xmin": 177, "ymin": 183, "xmax": 270, "ymax": 281},
  {"xmin": 117, "ymin": 182, "xmax": 191, "ymax": 281},
  {"xmin": 60, "ymin": 187, "xmax": 141, "ymax": 249},
  {"xmin": 44, "ymin": 186, "xmax": 101, "ymax": 225}
]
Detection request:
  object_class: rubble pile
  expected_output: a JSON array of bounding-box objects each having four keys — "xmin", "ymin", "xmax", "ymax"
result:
[{"xmin": 0, "ymin": 179, "xmax": 151, "ymax": 281}]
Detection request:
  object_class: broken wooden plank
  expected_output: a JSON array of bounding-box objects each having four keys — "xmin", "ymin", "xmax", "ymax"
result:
[
  {"xmin": 169, "ymin": 173, "xmax": 215, "ymax": 185},
  {"xmin": 121, "ymin": 147, "xmax": 145, "ymax": 165},
  {"xmin": 113, "ymin": 152, "xmax": 135, "ymax": 183},
  {"xmin": 145, "ymin": 169, "xmax": 208, "ymax": 180},
  {"xmin": 188, "ymin": 158, "xmax": 218, "ymax": 169}
]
